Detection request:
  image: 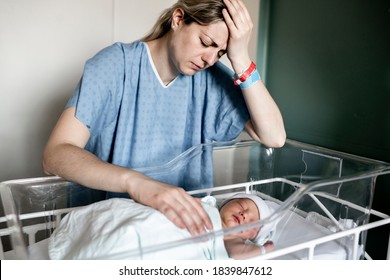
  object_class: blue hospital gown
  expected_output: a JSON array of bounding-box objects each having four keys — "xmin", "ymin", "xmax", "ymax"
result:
[{"xmin": 65, "ymin": 41, "xmax": 249, "ymax": 201}]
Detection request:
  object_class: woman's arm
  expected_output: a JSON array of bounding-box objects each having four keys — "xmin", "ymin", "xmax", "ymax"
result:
[
  {"xmin": 222, "ymin": 0, "xmax": 286, "ymax": 148},
  {"xmin": 42, "ymin": 107, "xmax": 213, "ymax": 235}
]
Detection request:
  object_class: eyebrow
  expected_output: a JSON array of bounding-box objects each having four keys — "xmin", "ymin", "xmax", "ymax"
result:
[{"xmin": 203, "ymin": 33, "xmax": 227, "ymax": 52}]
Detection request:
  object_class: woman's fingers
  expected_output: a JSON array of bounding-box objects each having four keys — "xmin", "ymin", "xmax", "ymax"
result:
[
  {"xmin": 158, "ymin": 188, "xmax": 212, "ymax": 235},
  {"xmin": 237, "ymin": 0, "xmax": 252, "ymax": 23},
  {"xmin": 133, "ymin": 182, "xmax": 213, "ymax": 236},
  {"xmin": 223, "ymin": 0, "xmax": 240, "ymax": 32},
  {"xmin": 223, "ymin": 0, "xmax": 252, "ymax": 30},
  {"xmin": 222, "ymin": 0, "xmax": 253, "ymax": 66},
  {"xmin": 172, "ymin": 189, "xmax": 213, "ymax": 235}
]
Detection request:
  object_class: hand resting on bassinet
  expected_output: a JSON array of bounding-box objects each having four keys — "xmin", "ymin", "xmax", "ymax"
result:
[{"xmin": 47, "ymin": 194, "xmax": 275, "ymax": 260}]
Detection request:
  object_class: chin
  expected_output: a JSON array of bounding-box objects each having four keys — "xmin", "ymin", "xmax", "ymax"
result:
[
  {"xmin": 181, "ymin": 64, "xmax": 202, "ymax": 76},
  {"xmin": 181, "ymin": 69, "xmax": 197, "ymax": 76}
]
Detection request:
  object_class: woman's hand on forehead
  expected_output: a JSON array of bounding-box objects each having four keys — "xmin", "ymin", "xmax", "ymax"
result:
[{"xmin": 221, "ymin": 0, "xmax": 253, "ymax": 72}]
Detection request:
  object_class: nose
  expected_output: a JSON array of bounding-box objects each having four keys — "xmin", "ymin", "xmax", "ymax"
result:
[{"xmin": 202, "ymin": 49, "xmax": 218, "ymax": 66}]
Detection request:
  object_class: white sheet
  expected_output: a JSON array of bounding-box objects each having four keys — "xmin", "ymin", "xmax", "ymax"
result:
[{"xmin": 266, "ymin": 201, "xmax": 352, "ymax": 260}]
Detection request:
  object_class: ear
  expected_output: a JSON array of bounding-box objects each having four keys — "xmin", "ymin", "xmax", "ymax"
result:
[{"xmin": 171, "ymin": 8, "xmax": 185, "ymax": 29}]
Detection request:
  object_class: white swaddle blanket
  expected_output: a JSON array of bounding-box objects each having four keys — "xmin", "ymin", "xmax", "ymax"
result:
[{"xmin": 48, "ymin": 197, "xmax": 229, "ymax": 260}]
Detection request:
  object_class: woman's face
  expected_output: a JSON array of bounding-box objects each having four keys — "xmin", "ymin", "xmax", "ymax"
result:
[
  {"xmin": 220, "ymin": 198, "xmax": 260, "ymax": 240},
  {"xmin": 169, "ymin": 10, "xmax": 229, "ymax": 76}
]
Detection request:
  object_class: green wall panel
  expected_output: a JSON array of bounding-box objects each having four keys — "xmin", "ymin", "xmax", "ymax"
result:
[{"xmin": 258, "ymin": 0, "xmax": 390, "ymax": 259}]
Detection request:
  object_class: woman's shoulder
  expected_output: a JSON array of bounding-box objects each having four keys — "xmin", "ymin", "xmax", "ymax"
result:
[
  {"xmin": 116, "ymin": 40, "xmax": 146, "ymax": 53},
  {"xmin": 90, "ymin": 41, "xmax": 146, "ymax": 61}
]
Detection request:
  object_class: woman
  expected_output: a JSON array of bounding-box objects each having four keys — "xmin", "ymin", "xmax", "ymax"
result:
[{"xmin": 42, "ymin": 0, "xmax": 285, "ymax": 237}]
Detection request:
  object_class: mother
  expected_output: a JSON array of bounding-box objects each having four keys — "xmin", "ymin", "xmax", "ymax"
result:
[{"xmin": 42, "ymin": 0, "xmax": 285, "ymax": 236}]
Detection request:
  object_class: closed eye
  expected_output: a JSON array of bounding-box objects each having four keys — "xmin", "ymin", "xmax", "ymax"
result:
[
  {"xmin": 200, "ymin": 38, "xmax": 226, "ymax": 58},
  {"xmin": 200, "ymin": 39, "xmax": 209, "ymax": 47}
]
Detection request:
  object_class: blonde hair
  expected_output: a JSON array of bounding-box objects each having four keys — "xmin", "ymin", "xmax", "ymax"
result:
[{"xmin": 141, "ymin": 0, "xmax": 227, "ymax": 42}]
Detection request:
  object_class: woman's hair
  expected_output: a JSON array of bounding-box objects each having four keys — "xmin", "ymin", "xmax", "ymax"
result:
[{"xmin": 141, "ymin": 0, "xmax": 227, "ymax": 42}]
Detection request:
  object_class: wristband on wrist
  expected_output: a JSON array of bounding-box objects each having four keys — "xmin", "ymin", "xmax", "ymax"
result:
[
  {"xmin": 239, "ymin": 69, "xmax": 261, "ymax": 89},
  {"xmin": 233, "ymin": 61, "xmax": 256, "ymax": 85}
]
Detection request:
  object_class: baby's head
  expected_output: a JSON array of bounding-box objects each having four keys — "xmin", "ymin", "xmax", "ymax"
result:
[{"xmin": 219, "ymin": 193, "xmax": 274, "ymax": 244}]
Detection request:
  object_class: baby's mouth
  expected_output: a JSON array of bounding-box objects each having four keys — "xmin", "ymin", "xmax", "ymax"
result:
[{"xmin": 233, "ymin": 214, "xmax": 241, "ymax": 224}]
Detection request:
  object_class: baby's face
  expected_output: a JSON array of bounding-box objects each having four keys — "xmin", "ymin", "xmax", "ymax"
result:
[{"xmin": 219, "ymin": 198, "xmax": 260, "ymax": 240}]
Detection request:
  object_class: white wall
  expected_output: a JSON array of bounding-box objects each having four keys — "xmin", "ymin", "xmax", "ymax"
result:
[{"xmin": 0, "ymin": 0, "xmax": 259, "ymax": 181}]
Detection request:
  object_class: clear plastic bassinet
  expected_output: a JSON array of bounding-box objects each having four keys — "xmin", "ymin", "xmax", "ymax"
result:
[{"xmin": 1, "ymin": 139, "xmax": 389, "ymax": 260}]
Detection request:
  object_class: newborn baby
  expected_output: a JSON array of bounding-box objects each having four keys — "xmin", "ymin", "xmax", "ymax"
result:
[
  {"xmin": 49, "ymin": 193, "xmax": 275, "ymax": 260},
  {"xmin": 218, "ymin": 193, "xmax": 275, "ymax": 259}
]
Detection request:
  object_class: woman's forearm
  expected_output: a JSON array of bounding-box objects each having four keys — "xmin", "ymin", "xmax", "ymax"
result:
[
  {"xmin": 42, "ymin": 142, "xmax": 139, "ymax": 194},
  {"xmin": 242, "ymin": 80, "xmax": 286, "ymax": 148},
  {"xmin": 42, "ymin": 142, "xmax": 214, "ymax": 235}
]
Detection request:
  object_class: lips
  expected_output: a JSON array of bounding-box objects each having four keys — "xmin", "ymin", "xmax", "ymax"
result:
[
  {"xmin": 191, "ymin": 62, "xmax": 203, "ymax": 71},
  {"xmin": 232, "ymin": 214, "xmax": 241, "ymax": 224}
]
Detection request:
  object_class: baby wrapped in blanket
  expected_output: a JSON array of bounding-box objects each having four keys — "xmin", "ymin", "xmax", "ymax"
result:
[{"xmin": 49, "ymin": 193, "xmax": 275, "ymax": 260}]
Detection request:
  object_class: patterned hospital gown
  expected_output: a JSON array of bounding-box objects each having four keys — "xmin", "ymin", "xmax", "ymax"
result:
[{"xmin": 65, "ymin": 41, "xmax": 249, "ymax": 201}]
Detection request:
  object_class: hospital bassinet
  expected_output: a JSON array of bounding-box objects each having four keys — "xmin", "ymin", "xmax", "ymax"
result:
[{"xmin": 1, "ymin": 140, "xmax": 389, "ymax": 260}]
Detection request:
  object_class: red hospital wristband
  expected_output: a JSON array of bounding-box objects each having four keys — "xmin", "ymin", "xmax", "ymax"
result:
[{"xmin": 234, "ymin": 61, "xmax": 256, "ymax": 85}]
